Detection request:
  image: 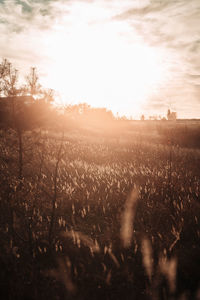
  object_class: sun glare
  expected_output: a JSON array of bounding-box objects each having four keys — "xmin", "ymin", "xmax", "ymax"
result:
[{"xmin": 43, "ymin": 5, "xmax": 166, "ymax": 117}]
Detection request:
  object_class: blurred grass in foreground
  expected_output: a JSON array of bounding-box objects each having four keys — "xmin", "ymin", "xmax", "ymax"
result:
[{"xmin": 0, "ymin": 125, "xmax": 200, "ymax": 300}]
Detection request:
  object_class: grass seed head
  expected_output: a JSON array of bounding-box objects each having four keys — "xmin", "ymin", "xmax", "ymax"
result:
[{"xmin": 120, "ymin": 187, "xmax": 138, "ymax": 248}]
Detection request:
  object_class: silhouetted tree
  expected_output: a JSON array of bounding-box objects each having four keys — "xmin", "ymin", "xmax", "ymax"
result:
[
  {"xmin": 64, "ymin": 103, "xmax": 114, "ymax": 124},
  {"xmin": 0, "ymin": 59, "xmax": 57, "ymax": 178},
  {"xmin": 25, "ymin": 67, "xmax": 42, "ymax": 97},
  {"xmin": 0, "ymin": 59, "xmax": 10, "ymax": 95},
  {"xmin": 0, "ymin": 59, "xmax": 23, "ymax": 96}
]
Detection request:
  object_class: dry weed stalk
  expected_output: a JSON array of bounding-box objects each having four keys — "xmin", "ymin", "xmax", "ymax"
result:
[
  {"xmin": 47, "ymin": 256, "xmax": 76, "ymax": 294},
  {"xmin": 62, "ymin": 230, "xmax": 100, "ymax": 253},
  {"xmin": 120, "ymin": 187, "xmax": 138, "ymax": 248},
  {"xmin": 159, "ymin": 255, "xmax": 177, "ymax": 294},
  {"xmin": 141, "ymin": 238, "xmax": 153, "ymax": 282}
]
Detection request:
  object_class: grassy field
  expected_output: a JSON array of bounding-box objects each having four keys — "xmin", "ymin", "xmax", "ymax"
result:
[{"xmin": 0, "ymin": 121, "xmax": 200, "ymax": 299}]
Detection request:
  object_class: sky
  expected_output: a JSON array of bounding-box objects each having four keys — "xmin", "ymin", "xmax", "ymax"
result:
[{"xmin": 0, "ymin": 0, "xmax": 200, "ymax": 119}]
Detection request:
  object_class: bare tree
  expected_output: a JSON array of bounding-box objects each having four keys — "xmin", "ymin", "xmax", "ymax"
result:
[
  {"xmin": 0, "ymin": 59, "xmax": 9, "ymax": 95},
  {"xmin": 25, "ymin": 67, "xmax": 41, "ymax": 97}
]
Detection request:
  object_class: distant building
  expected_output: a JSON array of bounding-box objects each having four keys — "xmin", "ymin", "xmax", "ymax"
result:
[{"xmin": 167, "ymin": 109, "xmax": 177, "ymax": 121}]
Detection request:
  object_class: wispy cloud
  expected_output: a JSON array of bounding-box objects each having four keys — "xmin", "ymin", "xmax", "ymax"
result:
[
  {"xmin": 0, "ymin": 0, "xmax": 199, "ymax": 118},
  {"xmin": 0, "ymin": 0, "xmax": 68, "ymax": 77},
  {"xmin": 113, "ymin": 0, "xmax": 200, "ymax": 117},
  {"xmin": 0, "ymin": 0, "xmax": 57, "ymax": 31}
]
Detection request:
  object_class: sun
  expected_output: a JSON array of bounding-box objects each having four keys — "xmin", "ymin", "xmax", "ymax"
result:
[{"xmin": 43, "ymin": 15, "xmax": 165, "ymax": 117}]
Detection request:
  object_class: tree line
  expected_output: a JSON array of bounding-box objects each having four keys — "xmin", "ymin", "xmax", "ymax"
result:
[{"xmin": 0, "ymin": 59, "xmax": 119, "ymax": 132}]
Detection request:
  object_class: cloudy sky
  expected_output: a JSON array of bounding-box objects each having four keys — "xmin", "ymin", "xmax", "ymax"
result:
[{"xmin": 0, "ymin": 0, "xmax": 200, "ymax": 118}]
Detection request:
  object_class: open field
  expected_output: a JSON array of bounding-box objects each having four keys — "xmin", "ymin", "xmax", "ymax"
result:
[{"xmin": 0, "ymin": 122, "xmax": 200, "ymax": 300}]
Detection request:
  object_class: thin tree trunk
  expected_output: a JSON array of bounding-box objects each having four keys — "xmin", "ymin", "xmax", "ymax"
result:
[
  {"xmin": 48, "ymin": 131, "xmax": 64, "ymax": 248},
  {"xmin": 17, "ymin": 129, "xmax": 23, "ymax": 180}
]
